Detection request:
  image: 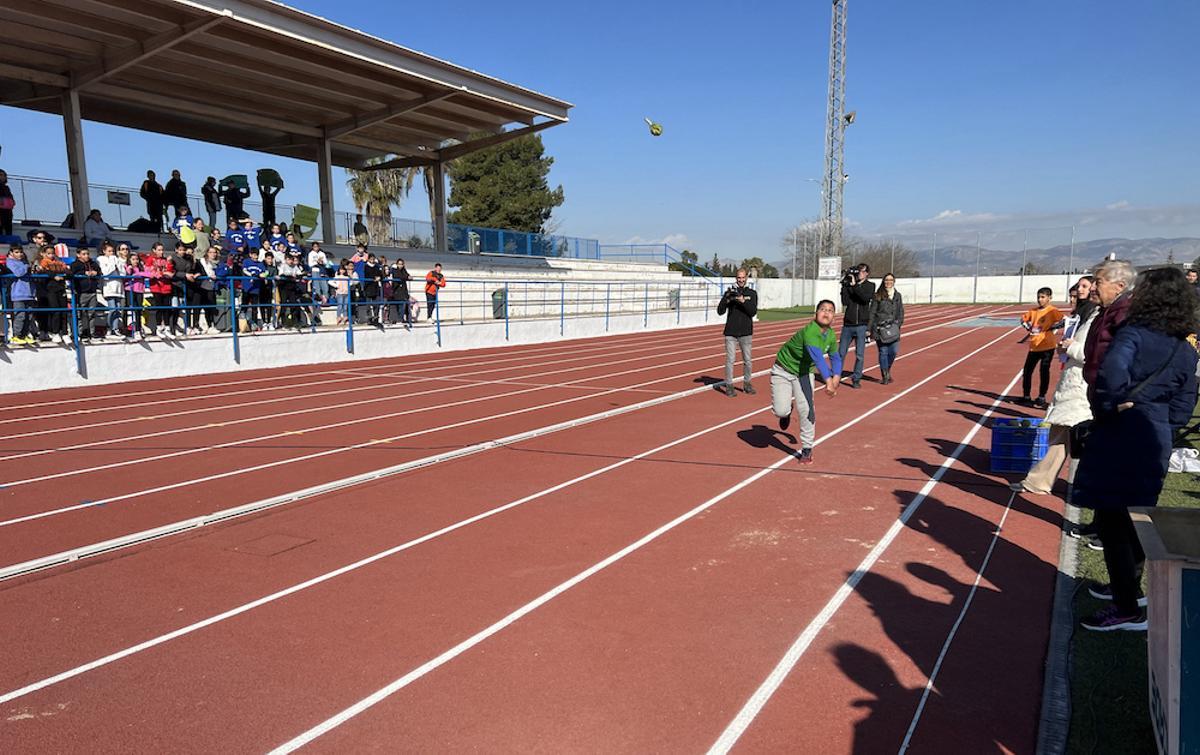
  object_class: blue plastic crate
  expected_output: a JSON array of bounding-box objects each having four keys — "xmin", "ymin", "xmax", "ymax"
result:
[{"xmin": 990, "ymin": 418, "xmax": 1050, "ymax": 474}]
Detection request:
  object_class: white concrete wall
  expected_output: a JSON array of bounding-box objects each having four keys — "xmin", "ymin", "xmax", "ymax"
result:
[
  {"xmin": 1, "ymin": 309, "xmax": 715, "ymax": 393},
  {"xmin": 757, "ymin": 272, "xmax": 1085, "ymax": 308}
]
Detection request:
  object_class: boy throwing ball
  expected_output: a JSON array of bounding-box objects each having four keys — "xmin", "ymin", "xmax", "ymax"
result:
[{"xmin": 771, "ymin": 299, "xmax": 843, "ymax": 464}]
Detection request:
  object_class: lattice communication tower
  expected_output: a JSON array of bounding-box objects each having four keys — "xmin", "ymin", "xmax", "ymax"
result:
[{"xmin": 821, "ymin": 0, "xmax": 851, "ymax": 259}]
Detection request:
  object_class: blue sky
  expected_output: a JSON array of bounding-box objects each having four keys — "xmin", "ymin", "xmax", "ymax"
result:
[{"xmin": 3, "ymin": 0, "xmax": 1198, "ymax": 262}]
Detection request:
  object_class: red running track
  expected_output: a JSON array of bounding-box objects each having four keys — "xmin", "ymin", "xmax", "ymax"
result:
[{"xmin": 0, "ymin": 304, "xmax": 1064, "ymax": 754}]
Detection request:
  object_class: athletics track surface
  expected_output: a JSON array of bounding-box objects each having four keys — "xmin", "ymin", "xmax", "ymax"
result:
[{"xmin": 0, "ymin": 303, "xmax": 1063, "ymax": 753}]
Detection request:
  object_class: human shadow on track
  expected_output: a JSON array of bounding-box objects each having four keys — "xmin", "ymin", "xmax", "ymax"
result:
[
  {"xmin": 692, "ymin": 375, "xmax": 731, "ymax": 395},
  {"xmin": 897, "ymin": 438, "xmax": 1061, "ymax": 527},
  {"xmin": 735, "ymin": 424, "xmax": 798, "ymax": 457},
  {"xmin": 837, "ymin": 491, "xmax": 1055, "ymax": 753},
  {"xmin": 832, "ymin": 643, "xmax": 936, "ymax": 755}
]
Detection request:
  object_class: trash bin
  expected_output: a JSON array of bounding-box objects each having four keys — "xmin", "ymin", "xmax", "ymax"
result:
[
  {"xmin": 468, "ymin": 231, "xmax": 481, "ymax": 255},
  {"xmin": 491, "ymin": 288, "xmax": 507, "ymax": 320},
  {"xmin": 1130, "ymin": 507, "xmax": 1200, "ymax": 755},
  {"xmin": 668, "ymin": 288, "xmax": 681, "ymax": 311}
]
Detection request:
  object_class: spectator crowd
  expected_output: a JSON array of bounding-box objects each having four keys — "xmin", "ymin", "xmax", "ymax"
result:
[{"xmin": 0, "ymin": 173, "xmax": 450, "ymax": 346}]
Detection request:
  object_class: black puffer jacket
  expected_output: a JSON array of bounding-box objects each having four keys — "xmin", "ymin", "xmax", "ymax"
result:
[
  {"xmin": 717, "ymin": 285, "xmax": 758, "ymax": 337},
  {"xmin": 841, "ymin": 279, "xmax": 876, "ymax": 326}
]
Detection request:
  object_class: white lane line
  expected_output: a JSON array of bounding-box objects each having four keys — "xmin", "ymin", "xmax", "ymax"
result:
[
  {"xmin": 0, "ymin": 309, "xmax": 997, "ymax": 520},
  {"xmin": 0, "ymin": 320, "xmax": 815, "ymax": 488},
  {"xmin": 0, "ymin": 318, "xmax": 809, "ymax": 438},
  {"xmin": 897, "ymin": 490, "xmax": 1019, "ymax": 754},
  {"xmin": 0, "ymin": 321, "xmax": 1002, "ymax": 712},
  {"xmin": 0, "ymin": 322, "xmax": 986, "ymax": 579},
  {"xmin": 707, "ymin": 368, "xmax": 1023, "ymax": 755},
  {"xmin": 268, "ymin": 329, "xmax": 1019, "ymax": 754},
  {"xmin": 0, "ymin": 404, "xmax": 770, "ymax": 706},
  {"xmin": 0, "ymin": 306, "xmax": 970, "ymax": 429},
  {"xmin": 0, "ymin": 317, "xmax": 751, "ymax": 413},
  {"xmin": 0, "ymin": 307, "xmax": 989, "ymax": 474}
]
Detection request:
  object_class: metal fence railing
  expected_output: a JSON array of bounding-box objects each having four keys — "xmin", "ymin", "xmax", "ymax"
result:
[
  {"xmin": 2, "ymin": 174, "xmax": 602, "ymax": 261},
  {"xmin": 1, "ymin": 271, "xmax": 716, "ymax": 376}
]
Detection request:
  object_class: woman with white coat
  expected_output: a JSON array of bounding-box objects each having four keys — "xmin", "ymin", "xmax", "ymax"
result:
[
  {"xmin": 1011, "ymin": 276, "xmax": 1098, "ymax": 494},
  {"xmin": 97, "ymin": 242, "xmax": 127, "ymax": 339}
]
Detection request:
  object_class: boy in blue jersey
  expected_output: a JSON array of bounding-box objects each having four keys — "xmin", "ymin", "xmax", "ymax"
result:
[{"xmin": 770, "ymin": 299, "xmax": 842, "ymax": 464}]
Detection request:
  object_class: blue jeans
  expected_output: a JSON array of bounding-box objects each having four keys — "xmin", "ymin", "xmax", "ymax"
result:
[
  {"xmin": 838, "ymin": 324, "xmax": 867, "ymax": 381},
  {"xmin": 877, "ymin": 340, "xmax": 899, "ymax": 372}
]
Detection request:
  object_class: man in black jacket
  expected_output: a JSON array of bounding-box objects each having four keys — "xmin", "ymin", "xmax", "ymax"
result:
[
  {"xmin": 838, "ymin": 262, "xmax": 876, "ymax": 388},
  {"xmin": 716, "ymin": 267, "xmax": 759, "ymax": 397}
]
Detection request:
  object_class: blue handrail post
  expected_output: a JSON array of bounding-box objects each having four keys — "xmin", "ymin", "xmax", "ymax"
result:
[
  {"xmin": 498, "ymin": 229, "xmax": 505, "ymax": 254},
  {"xmin": 526, "ymin": 234, "xmax": 532, "ymax": 256},
  {"xmin": 346, "ymin": 280, "xmax": 355, "ymax": 354},
  {"xmin": 435, "ymin": 291, "xmax": 442, "ymax": 347},
  {"xmin": 643, "ymin": 283, "xmax": 648, "ymax": 328},
  {"xmin": 1, "ymin": 283, "xmax": 8, "ymax": 343},
  {"xmin": 68, "ymin": 284, "xmax": 83, "ymax": 376},
  {"xmin": 459, "ymin": 282, "xmax": 464, "ymax": 325},
  {"xmin": 504, "ymin": 282, "xmax": 509, "ymax": 341},
  {"xmin": 677, "ymin": 285, "xmax": 681, "ymax": 324},
  {"xmin": 605, "ymin": 282, "xmax": 610, "ymax": 332},
  {"xmin": 230, "ymin": 280, "xmax": 240, "ymax": 363},
  {"xmin": 560, "ymin": 280, "xmax": 565, "ymax": 336}
]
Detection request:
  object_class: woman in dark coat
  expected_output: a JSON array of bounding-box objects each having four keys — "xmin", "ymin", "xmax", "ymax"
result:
[
  {"xmin": 867, "ymin": 272, "xmax": 904, "ymax": 385},
  {"xmin": 1074, "ymin": 267, "xmax": 1199, "ymax": 632}
]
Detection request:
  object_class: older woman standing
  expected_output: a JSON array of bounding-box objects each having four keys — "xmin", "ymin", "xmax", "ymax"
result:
[{"xmin": 1074, "ymin": 267, "xmax": 1198, "ymax": 632}]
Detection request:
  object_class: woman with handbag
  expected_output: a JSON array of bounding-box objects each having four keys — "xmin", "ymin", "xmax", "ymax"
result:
[
  {"xmin": 867, "ymin": 273, "xmax": 904, "ymax": 385},
  {"xmin": 1011, "ymin": 276, "xmax": 1099, "ymax": 495},
  {"xmin": 1074, "ymin": 267, "xmax": 1199, "ymax": 632}
]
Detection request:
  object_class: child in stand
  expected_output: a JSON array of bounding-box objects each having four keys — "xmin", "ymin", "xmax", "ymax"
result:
[{"xmin": 1020, "ymin": 286, "xmax": 1065, "ymax": 408}]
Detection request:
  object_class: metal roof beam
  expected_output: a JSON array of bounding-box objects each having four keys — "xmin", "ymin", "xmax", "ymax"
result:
[
  {"xmin": 324, "ymin": 90, "xmax": 461, "ymax": 140},
  {"xmin": 436, "ymin": 120, "xmax": 559, "ymax": 162},
  {"xmin": 73, "ymin": 12, "xmax": 230, "ymax": 90},
  {"xmin": 88, "ymin": 82, "xmax": 321, "ymax": 138}
]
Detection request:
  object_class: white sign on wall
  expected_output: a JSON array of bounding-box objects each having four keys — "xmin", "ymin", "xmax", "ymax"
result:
[{"xmin": 818, "ymin": 256, "xmax": 842, "ymax": 280}]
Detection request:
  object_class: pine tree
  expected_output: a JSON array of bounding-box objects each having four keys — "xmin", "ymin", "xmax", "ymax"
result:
[{"xmin": 446, "ymin": 132, "xmax": 564, "ymax": 234}]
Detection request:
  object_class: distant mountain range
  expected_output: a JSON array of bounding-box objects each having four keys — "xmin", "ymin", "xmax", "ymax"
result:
[{"xmin": 770, "ymin": 237, "xmax": 1200, "ymax": 276}]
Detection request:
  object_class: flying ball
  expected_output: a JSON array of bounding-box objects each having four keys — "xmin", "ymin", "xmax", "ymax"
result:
[{"xmin": 644, "ymin": 117, "xmax": 663, "ymax": 137}]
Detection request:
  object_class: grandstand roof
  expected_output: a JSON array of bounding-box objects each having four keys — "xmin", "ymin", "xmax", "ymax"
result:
[{"xmin": 0, "ymin": 0, "xmax": 573, "ymax": 168}]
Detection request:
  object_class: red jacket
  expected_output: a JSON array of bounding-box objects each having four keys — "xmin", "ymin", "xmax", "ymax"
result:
[
  {"xmin": 147, "ymin": 255, "xmax": 176, "ymax": 296},
  {"xmin": 1083, "ymin": 291, "xmax": 1132, "ymax": 402}
]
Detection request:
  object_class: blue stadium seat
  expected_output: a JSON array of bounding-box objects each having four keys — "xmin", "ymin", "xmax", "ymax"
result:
[{"xmin": 0, "ymin": 234, "xmax": 21, "ymax": 245}]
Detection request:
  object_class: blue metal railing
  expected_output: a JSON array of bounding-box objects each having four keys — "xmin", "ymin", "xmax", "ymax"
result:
[{"xmin": 1, "ymin": 272, "xmax": 716, "ymax": 375}]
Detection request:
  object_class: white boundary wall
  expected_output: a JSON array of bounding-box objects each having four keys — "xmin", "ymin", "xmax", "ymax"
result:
[
  {"xmin": 757, "ymin": 272, "xmax": 1087, "ymax": 309},
  {"xmin": 1, "ymin": 309, "xmax": 713, "ymax": 394}
]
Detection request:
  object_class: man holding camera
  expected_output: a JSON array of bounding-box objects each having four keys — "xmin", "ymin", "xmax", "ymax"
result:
[
  {"xmin": 717, "ymin": 267, "xmax": 759, "ymax": 397},
  {"xmin": 839, "ymin": 262, "xmax": 876, "ymax": 388}
]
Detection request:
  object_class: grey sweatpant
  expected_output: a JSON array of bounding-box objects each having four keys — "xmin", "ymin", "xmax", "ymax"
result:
[
  {"xmin": 725, "ymin": 335, "xmax": 753, "ymax": 388},
  {"xmin": 770, "ymin": 363, "xmax": 816, "ymax": 448}
]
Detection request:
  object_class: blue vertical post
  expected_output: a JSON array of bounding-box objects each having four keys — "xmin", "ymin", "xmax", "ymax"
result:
[
  {"xmin": 68, "ymin": 283, "xmax": 83, "ymax": 375},
  {"xmin": 560, "ymin": 280, "xmax": 565, "ymax": 336},
  {"xmin": 643, "ymin": 283, "xmax": 648, "ymax": 328},
  {"xmin": 605, "ymin": 283, "xmax": 610, "ymax": 332},
  {"xmin": 504, "ymin": 282, "xmax": 509, "ymax": 341},
  {"xmin": 1, "ymin": 283, "xmax": 8, "ymax": 343},
  {"xmin": 435, "ymin": 292, "xmax": 442, "ymax": 347},
  {"xmin": 526, "ymin": 234, "xmax": 532, "ymax": 256},
  {"xmin": 230, "ymin": 280, "xmax": 240, "ymax": 363},
  {"xmin": 459, "ymin": 282, "xmax": 464, "ymax": 325},
  {"xmin": 676, "ymin": 286, "xmax": 681, "ymax": 324},
  {"xmin": 345, "ymin": 278, "xmax": 355, "ymax": 354},
  {"xmin": 498, "ymin": 229, "xmax": 505, "ymax": 255}
]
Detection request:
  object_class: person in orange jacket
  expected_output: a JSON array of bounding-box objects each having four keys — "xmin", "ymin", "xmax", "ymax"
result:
[
  {"xmin": 1020, "ymin": 286, "xmax": 1065, "ymax": 407},
  {"xmin": 424, "ymin": 262, "xmax": 446, "ymax": 320}
]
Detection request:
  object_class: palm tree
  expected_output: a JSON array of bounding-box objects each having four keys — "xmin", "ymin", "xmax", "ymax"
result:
[{"xmin": 345, "ymin": 159, "xmax": 420, "ymax": 245}]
